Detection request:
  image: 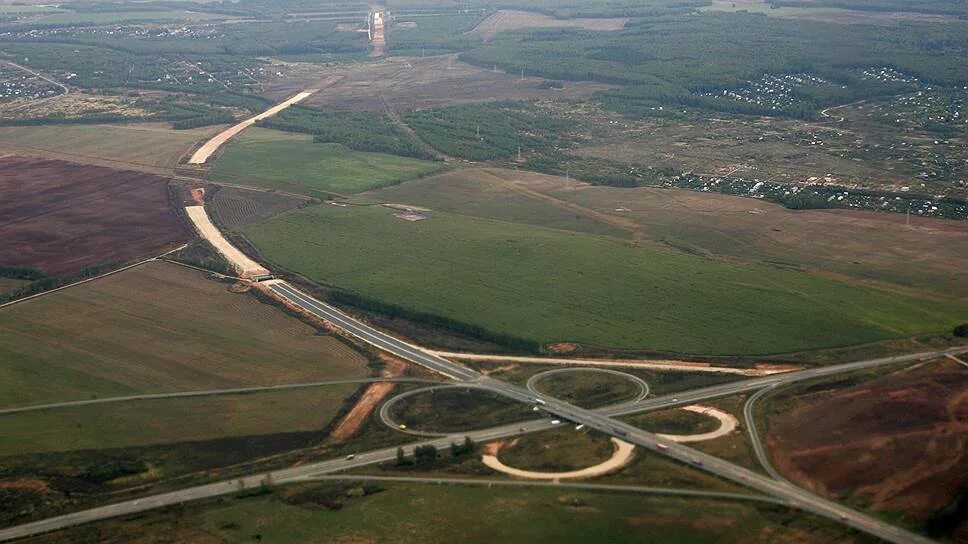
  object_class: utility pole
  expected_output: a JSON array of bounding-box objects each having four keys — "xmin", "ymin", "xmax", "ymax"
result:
[{"xmin": 517, "ymin": 145, "xmax": 522, "ymax": 161}]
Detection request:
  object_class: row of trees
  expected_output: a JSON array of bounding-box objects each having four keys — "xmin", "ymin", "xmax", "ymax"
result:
[
  {"xmin": 403, "ymin": 102, "xmax": 573, "ymax": 161},
  {"xmin": 329, "ymin": 289, "xmax": 541, "ymax": 353},
  {"xmin": 260, "ymin": 106, "xmax": 436, "ymax": 160},
  {"xmin": 395, "ymin": 437, "xmax": 477, "ymax": 469}
]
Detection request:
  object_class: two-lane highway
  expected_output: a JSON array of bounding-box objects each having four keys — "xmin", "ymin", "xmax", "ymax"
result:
[{"xmin": 266, "ymin": 281, "xmax": 480, "ymax": 380}]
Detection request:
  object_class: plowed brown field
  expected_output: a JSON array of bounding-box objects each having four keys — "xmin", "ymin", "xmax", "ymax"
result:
[
  {"xmin": 0, "ymin": 155, "xmax": 187, "ymax": 276},
  {"xmin": 767, "ymin": 360, "xmax": 968, "ymax": 537}
]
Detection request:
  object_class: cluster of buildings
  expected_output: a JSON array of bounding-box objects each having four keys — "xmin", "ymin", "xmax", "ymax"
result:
[
  {"xmin": 0, "ymin": 68, "xmax": 61, "ymax": 101},
  {"xmin": 698, "ymin": 73, "xmax": 830, "ymax": 111},
  {"xmin": 858, "ymin": 66, "xmax": 917, "ymax": 83},
  {"xmin": 0, "ymin": 24, "xmax": 223, "ymax": 41}
]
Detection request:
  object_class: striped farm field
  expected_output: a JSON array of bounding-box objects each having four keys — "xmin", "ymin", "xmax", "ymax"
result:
[
  {"xmin": 0, "ymin": 384, "xmax": 358, "ymax": 455},
  {"xmin": 0, "ymin": 261, "xmax": 369, "ymax": 408}
]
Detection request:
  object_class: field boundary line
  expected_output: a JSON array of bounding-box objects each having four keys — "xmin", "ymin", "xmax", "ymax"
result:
[
  {"xmin": 158, "ymin": 258, "xmax": 244, "ymax": 280},
  {"xmin": 0, "ymin": 377, "xmax": 442, "ymax": 415},
  {"xmin": 0, "ymin": 244, "xmax": 187, "ymax": 310}
]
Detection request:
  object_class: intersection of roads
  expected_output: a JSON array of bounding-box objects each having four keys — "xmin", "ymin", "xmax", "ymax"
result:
[{"xmin": 2, "ymin": 275, "xmax": 961, "ymax": 542}]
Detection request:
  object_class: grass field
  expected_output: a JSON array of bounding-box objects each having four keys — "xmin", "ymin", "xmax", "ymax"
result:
[
  {"xmin": 498, "ymin": 428, "xmax": 615, "ymax": 472},
  {"xmin": 0, "ymin": 384, "xmax": 357, "ymax": 455},
  {"xmin": 0, "ymin": 261, "xmax": 368, "ymax": 408},
  {"xmin": 0, "ymin": 123, "xmax": 213, "ymax": 168},
  {"xmin": 211, "ymin": 128, "xmax": 444, "ymax": 196},
  {"xmin": 389, "ymin": 387, "xmax": 533, "ymax": 433},
  {"xmin": 625, "ymin": 408, "xmax": 724, "ymax": 436},
  {"xmin": 243, "ymin": 204, "xmax": 967, "ymax": 355},
  {"xmin": 24, "ymin": 483, "xmax": 872, "ymax": 544},
  {"xmin": 366, "ymin": 168, "xmax": 968, "ymax": 304},
  {"xmin": 366, "ymin": 168, "xmax": 628, "ymax": 238},
  {"xmin": 530, "ymin": 371, "xmax": 643, "ymax": 408}
]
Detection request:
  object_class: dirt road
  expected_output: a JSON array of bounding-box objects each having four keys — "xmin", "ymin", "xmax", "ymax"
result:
[
  {"xmin": 187, "ymin": 87, "xmax": 327, "ymax": 164},
  {"xmin": 184, "ymin": 205, "xmax": 268, "ymax": 277}
]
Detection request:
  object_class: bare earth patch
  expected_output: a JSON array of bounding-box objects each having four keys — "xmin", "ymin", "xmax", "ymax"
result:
[
  {"xmin": 328, "ymin": 356, "xmax": 408, "ymax": 442},
  {"xmin": 767, "ymin": 360, "xmax": 968, "ymax": 530},
  {"xmin": 468, "ymin": 10, "xmax": 629, "ymax": 42},
  {"xmin": 271, "ymin": 55, "xmax": 609, "ymax": 112}
]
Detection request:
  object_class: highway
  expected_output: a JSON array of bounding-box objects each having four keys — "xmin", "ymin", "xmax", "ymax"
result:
[
  {"xmin": 3, "ymin": 341, "xmax": 964, "ymax": 541},
  {"xmin": 266, "ymin": 281, "xmax": 480, "ymax": 381},
  {"xmin": 743, "ymin": 385, "xmax": 789, "ymax": 482},
  {"xmin": 4, "ymin": 277, "xmax": 964, "ymax": 541},
  {"xmin": 265, "ymin": 280, "xmax": 962, "ymax": 544}
]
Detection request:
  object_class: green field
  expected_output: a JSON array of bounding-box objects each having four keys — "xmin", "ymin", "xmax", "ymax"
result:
[
  {"xmin": 0, "ymin": 262, "xmax": 368, "ymax": 408},
  {"xmin": 625, "ymin": 408, "xmax": 723, "ymax": 436},
  {"xmin": 390, "ymin": 387, "xmax": 534, "ymax": 433},
  {"xmin": 0, "ymin": 123, "xmax": 212, "ymax": 168},
  {"xmin": 211, "ymin": 128, "xmax": 444, "ymax": 196},
  {"xmin": 242, "ymin": 204, "xmax": 967, "ymax": 355},
  {"xmin": 531, "ymin": 371, "xmax": 643, "ymax": 408},
  {"xmin": 498, "ymin": 428, "xmax": 615, "ymax": 472},
  {"xmin": 0, "ymin": 385, "xmax": 357, "ymax": 455},
  {"xmin": 33, "ymin": 483, "xmax": 866, "ymax": 543}
]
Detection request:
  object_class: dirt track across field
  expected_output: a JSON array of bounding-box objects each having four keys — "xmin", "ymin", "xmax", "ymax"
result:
[
  {"xmin": 482, "ymin": 438, "xmax": 634, "ymax": 480},
  {"xmin": 0, "ymin": 155, "xmax": 187, "ymax": 276},
  {"xmin": 468, "ymin": 10, "xmax": 629, "ymax": 42}
]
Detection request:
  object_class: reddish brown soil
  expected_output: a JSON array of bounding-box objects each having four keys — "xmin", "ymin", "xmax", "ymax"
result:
[
  {"xmin": 0, "ymin": 155, "xmax": 187, "ymax": 276},
  {"xmin": 767, "ymin": 360, "xmax": 968, "ymax": 530},
  {"xmin": 328, "ymin": 355, "xmax": 407, "ymax": 442}
]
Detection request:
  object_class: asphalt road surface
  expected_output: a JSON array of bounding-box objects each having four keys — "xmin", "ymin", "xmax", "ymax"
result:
[
  {"xmin": 262, "ymin": 281, "xmax": 966, "ymax": 544},
  {"xmin": 3, "ymin": 277, "xmax": 962, "ymax": 542}
]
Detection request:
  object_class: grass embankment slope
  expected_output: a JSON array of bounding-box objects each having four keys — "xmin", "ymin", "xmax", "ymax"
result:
[
  {"xmin": 0, "ymin": 261, "xmax": 368, "ymax": 408},
  {"xmin": 0, "ymin": 123, "xmax": 212, "ymax": 168},
  {"xmin": 243, "ymin": 205, "xmax": 967, "ymax": 355},
  {"xmin": 211, "ymin": 128, "xmax": 443, "ymax": 196}
]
